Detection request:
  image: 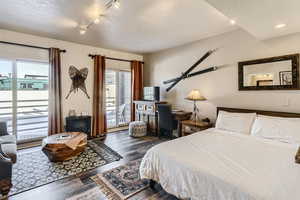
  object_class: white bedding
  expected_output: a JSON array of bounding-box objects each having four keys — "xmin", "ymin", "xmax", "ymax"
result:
[{"xmin": 140, "ymin": 128, "xmax": 300, "ymax": 200}]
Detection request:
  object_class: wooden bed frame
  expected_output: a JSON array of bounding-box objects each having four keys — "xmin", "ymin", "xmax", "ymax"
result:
[{"xmin": 217, "ymin": 107, "xmax": 300, "ymax": 118}]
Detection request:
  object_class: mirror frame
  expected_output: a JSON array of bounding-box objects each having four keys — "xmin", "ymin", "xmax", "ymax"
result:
[{"xmin": 238, "ymin": 54, "xmax": 300, "ymax": 91}]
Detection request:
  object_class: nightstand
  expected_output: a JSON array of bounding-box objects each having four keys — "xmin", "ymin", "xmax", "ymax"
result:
[{"xmin": 181, "ymin": 120, "xmax": 213, "ymax": 137}]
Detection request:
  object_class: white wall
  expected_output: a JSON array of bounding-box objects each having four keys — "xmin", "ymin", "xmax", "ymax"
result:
[
  {"xmin": 0, "ymin": 29, "xmax": 143, "ymax": 121},
  {"xmin": 144, "ymin": 29, "xmax": 300, "ymax": 121}
]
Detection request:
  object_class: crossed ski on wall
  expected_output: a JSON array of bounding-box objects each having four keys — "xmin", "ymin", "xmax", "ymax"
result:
[{"xmin": 163, "ymin": 48, "xmax": 219, "ymax": 92}]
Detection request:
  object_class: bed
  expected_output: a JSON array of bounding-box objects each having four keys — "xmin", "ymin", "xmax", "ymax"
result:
[{"xmin": 140, "ymin": 107, "xmax": 300, "ymax": 200}]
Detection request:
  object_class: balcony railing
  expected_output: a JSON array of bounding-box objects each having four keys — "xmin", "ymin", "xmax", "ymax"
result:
[
  {"xmin": 0, "ymin": 97, "xmax": 131, "ymax": 142},
  {"xmin": 0, "ymin": 99, "xmax": 48, "ymax": 143}
]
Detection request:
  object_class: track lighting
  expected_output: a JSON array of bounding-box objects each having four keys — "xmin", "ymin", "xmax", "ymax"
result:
[
  {"xmin": 112, "ymin": 0, "xmax": 121, "ymax": 9},
  {"xmin": 78, "ymin": 0, "xmax": 121, "ymax": 35}
]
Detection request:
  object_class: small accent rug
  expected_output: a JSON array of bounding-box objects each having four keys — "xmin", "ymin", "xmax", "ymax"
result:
[
  {"xmin": 10, "ymin": 138, "xmax": 122, "ymax": 196},
  {"xmin": 91, "ymin": 159, "xmax": 148, "ymax": 200}
]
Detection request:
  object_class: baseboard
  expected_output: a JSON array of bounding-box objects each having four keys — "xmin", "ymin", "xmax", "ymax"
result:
[{"xmin": 17, "ymin": 140, "xmax": 42, "ymax": 150}]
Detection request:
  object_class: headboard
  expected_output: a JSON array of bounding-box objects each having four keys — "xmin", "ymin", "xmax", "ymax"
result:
[{"xmin": 217, "ymin": 107, "xmax": 300, "ymax": 118}]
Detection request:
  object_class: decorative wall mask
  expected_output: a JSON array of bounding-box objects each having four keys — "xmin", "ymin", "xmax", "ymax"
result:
[{"xmin": 66, "ymin": 65, "xmax": 90, "ymax": 99}]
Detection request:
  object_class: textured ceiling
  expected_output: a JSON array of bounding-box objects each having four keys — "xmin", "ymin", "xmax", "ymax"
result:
[
  {"xmin": 205, "ymin": 0, "xmax": 300, "ymax": 40},
  {"xmin": 0, "ymin": 0, "xmax": 237, "ymax": 53}
]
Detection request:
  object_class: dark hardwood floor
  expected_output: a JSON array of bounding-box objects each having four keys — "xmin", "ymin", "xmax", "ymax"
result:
[{"xmin": 8, "ymin": 131, "xmax": 177, "ymax": 200}]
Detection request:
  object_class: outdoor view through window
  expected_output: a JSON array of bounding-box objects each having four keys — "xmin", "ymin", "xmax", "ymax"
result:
[
  {"xmin": 105, "ymin": 70, "xmax": 131, "ymax": 129},
  {"xmin": 0, "ymin": 60, "xmax": 49, "ymax": 143}
]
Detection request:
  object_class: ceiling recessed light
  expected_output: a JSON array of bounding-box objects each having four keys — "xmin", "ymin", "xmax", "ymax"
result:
[
  {"xmin": 230, "ymin": 19, "xmax": 236, "ymax": 25},
  {"xmin": 94, "ymin": 18, "xmax": 100, "ymax": 24},
  {"xmin": 275, "ymin": 24, "xmax": 286, "ymax": 29}
]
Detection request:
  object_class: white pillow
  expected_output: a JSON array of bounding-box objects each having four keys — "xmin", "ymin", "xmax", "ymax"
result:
[
  {"xmin": 215, "ymin": 111, "xmax": 256, "ymax": 134},
  {"xmin": 251, "ymin": 115, "xmax": 300, "ymax": 144}
]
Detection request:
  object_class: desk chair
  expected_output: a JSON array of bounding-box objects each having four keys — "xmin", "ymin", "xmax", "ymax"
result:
[{"xmin": 157, "ymin": 104, "xmax": 178, "ymax": 138}]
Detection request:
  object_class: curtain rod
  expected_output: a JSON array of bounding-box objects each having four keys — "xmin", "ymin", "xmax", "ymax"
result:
[
  {"xmin": 88, "ymin": 54, "xmax": 144, "ymax": 64},
  {"xmin": 0, "ymin": 41, "xmax": 66, "ymax": 53}
]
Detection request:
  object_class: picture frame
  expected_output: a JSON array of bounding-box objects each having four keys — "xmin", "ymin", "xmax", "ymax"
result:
[{"xmin": 279, "ymin": 71, "xmax": 292, "ymax": 85}]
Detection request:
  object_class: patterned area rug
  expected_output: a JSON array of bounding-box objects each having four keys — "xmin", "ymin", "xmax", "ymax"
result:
[
  {"xmin": 91, "ymin": 159, "xmax": 147, "ymax": 200},
  {"xmin": 10, "ymin": 138, "xmax": 122, "ymax": 196},
  {"xmin": 90, "ymin": 139, "xmax": 167, "ymax": 200}
]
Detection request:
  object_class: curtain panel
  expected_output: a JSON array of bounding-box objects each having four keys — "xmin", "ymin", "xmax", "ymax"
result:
[
  {"xmin": 92, "ymin": 55, "xmax": 107, "ymax": 137},
  {"xmin": 48, "ymin": 48, "xmax": 63, "ymax": 135},
  {"xmin": 131, "ymin": 61, "xmax": 143, "ymax": 121}
]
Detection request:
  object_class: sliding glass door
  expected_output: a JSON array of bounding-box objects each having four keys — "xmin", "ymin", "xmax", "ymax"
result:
[
  {"xmin": 0, "ymin": 59, "xmax": 49, "ymax": 143},
  {"xmin": 105, "ymin": 70, "xmax": 131, "ymax": 129}
]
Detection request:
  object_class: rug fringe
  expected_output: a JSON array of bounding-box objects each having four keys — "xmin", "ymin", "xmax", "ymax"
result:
[{"xmin": 91, "ymin": 175, "xmax": 122, "ymax": 200}]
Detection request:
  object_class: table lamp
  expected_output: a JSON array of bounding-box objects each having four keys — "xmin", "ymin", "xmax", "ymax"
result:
[{"xmin": 185, "ymin": 89, "xmax": 206, "ymax": 123}]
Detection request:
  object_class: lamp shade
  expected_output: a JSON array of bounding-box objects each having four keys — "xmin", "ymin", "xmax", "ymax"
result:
[{"xmin": 185, "ymin": 89, "xmax": 206, "ymax": 101}]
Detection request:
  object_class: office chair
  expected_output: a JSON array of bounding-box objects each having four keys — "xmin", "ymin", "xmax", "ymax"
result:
[{"xmin": 157, "ymin": 104, "xmax": 178, "ymax": 138}]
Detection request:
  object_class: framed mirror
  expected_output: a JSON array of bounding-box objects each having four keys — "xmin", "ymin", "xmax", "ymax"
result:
[{"xmin": 238, "ymin": 54, "xmax": 299, "ymax": 90}]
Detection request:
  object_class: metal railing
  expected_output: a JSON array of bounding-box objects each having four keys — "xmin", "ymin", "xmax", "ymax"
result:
[
  {"xmin": 0, "ymin": 97, "xmax": 130, "ymax": 140},
  {"xmin": 0, "ymin": 99, "xmax": 48, "ymax": 141}
]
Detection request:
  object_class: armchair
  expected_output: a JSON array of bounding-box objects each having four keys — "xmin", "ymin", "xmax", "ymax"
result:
[
  {"xmin": 0, "ymin": 121, "xmax": 16, "ymax": 196},
  {"xmin": 0, "ymin": 145, "xmax": 12, "ymax": 196}
]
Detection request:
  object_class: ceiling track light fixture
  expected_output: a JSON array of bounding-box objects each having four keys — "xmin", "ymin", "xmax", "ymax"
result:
[
  {"xmin": 78, "ymin": 0, "xmax": 121, "ymax": 35},
  {"xmin": 108, "ymin": 0, "xmax": 121, "ymax": 9}
]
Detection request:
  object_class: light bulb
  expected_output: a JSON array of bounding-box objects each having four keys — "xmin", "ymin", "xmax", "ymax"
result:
[
  {"xmin": 94, "ymin": 18, "xmax": 100, "ymax": 24},
  {"xmin": 230, "ymin": 19, "xmax": 236, "ymax": 25},
  {"xmin": 275, "ymin": 24, "xmax": 286, "ymax": 29}
]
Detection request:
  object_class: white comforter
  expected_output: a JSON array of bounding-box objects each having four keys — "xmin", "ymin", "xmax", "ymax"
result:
[{"xmin": 140, "ymin": 128, "xmax": 300, "ymax": 200}]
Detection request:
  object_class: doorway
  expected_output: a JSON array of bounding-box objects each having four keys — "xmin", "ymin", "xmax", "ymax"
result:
[{"xmin": 105, "ymin": 70, "xmax": 131, "ymax": 129}]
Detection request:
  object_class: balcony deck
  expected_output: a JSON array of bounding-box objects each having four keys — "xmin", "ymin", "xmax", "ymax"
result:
[{"xmin": 0, "ymin": 97, "xmax": 130, "ymax": 143}]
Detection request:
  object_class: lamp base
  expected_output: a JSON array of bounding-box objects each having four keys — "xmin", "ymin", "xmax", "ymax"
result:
[{"xmin": 191, "ymin": 100, "xmax": 199, "ymax": 123}]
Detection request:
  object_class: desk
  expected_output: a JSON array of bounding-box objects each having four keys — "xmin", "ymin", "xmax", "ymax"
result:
[
  {"xmin": 134, "ymin": 99, "xmax": 192, "ymax": 136},
  {"xmin": 172, "ymin": 111, "xmax": 192, "ymax": 137},
  {"xmin": 134, "ymin": 100, "xmax": 167, "ymax": 135}
]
